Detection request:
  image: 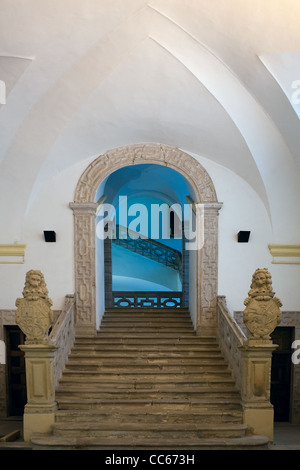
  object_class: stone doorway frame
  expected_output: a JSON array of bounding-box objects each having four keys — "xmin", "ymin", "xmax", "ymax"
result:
[{"xmin": 70, "ymin": 143, "xmax": 222, "ymax": 336}]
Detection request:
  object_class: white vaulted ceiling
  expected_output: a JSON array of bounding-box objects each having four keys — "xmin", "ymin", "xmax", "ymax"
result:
[{"xmin": 0, "ymin": 0, "xmax": 300, "ymax": 241}]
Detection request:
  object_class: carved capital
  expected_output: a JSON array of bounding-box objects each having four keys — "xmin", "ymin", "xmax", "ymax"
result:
[
  {"xmin": 69, "ymin": 202, "xmax": 97, "ymax": 214},
  {"xmin": 202, "ymin": 202, "xmax": 223, "ymax": 213}
]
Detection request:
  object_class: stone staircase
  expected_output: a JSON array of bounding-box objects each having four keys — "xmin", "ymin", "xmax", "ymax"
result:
[{"xmin": 31, "ymin": 308, "xmax": 269, "ymax": 449}]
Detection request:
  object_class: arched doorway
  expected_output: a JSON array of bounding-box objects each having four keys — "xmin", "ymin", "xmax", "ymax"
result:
[
  {"xmin": 70, "ymin": 143, "xmax": 221, "ymax": 336},
  {"xmin": 95, "ymin": 164, "xmax": 190, "ymax": 316}
]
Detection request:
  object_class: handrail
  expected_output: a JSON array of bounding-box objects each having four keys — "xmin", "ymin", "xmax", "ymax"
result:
[
  {"xmin": 112, "ymin": 225, "xmax": 182, "ymax": 273},
  {"xmin": 217, "ymin": 295, "xmax": 246, "ymax": 392},
  {"xmin": 49, "ymin": 294, "xmax": 75, "ymax": 388}
]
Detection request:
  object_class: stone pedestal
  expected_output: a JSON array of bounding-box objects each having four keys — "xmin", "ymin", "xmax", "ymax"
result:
[
  {"xmin": 239, "ymin": 343, "xmax": 277, "ymax": 441},
  {"xmin": 15, "ymin": 270, "xmax": 58, "ymax": 442},
  {"xmin": 239, "ymin": 268, "xmax": 282, "ymax": 441},
  {"xmin": 19, "ymin": 344, "xmax": 58, "ymax": 442}
]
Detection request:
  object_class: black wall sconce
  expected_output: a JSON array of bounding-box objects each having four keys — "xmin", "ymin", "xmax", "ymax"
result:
[
  {"xmin": 237, "ymin": 231, "xmax": 251, "ymax": 243},
  {"xmin": 43, "ymin": 231, "xmax": 56, "ymax": 242}
]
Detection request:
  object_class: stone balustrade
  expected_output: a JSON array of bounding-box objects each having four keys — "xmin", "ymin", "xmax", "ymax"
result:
[
  {"xmin": 49, "ymin": 294, "xmax": 75, "ymax": 388},
  {"xmin": 217, "ymin": 295, "xmax": 246, "ymax": 393},
  {"xmin": 217, "ymin": 267, "xmax": 282, "ymax": 441},
  {"xmin": 15, "ymin": 270, "xmax": 75, "ymax": 441}
]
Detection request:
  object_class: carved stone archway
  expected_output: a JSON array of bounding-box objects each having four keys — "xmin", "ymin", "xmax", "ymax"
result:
[{"xmin": 70, "ymin": 143, "xmax": 222, "ymax": 335}]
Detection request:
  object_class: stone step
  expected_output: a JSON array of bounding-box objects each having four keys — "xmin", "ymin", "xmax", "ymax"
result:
[
  {"xmin": 94, "ymin": 332, "xmax": 198, "ymax": 339},
  {"xmin": 100, "ymin": 319, "xmax": 193, "ymax": 326},
  {"xmin": 51, "ymin": 421, "xmax": 248, "ymax": 440},
  {"xmin": 72, "ymin": 339, "xmax": 221, "ymax": 350},
  {"xmin": 64, "ymin": 363, "xmax": 229, "ymax": 373},
  {"xmin": 100, "ymin": 315, "xmax": 193, "ymax": 324},
  {"xmin": 56, "ymin": 387, "xmax": 239, "ymax": 400},
  {"xmin": 58, "ymin": 376, "xmax": 236, "ymax": 389},
  {"xmin": 66, "ymin": 353, "xmax": 226, "ymax": 362},
  {"xmin": 45, "ymin": 307, "xmax": 267, "ymax": 450},
  {"xmin": 70, "ymin": 349, "xmax": 222, "ymax": 358},
  {"xmin": 54, "ymin": 408, "xmax": 243, "ymax": 424},
  {"xmin": 74, "ymin": 338, "xmax": 218, "ymax": 347},
  {"xmin": 77, "ymin": 332, "xmax": 216, "ymax": 340},
  {"xmin": 99, "ymin": 323, "xmax": 195, "ymax": 328},
  {"xmin": 100, "ymin": 317, "xmax": 194, "ymax": 324},
  {"xmin": 72, "ymin": 342, "xmax": 220, "ymax": 350},
  {"xmin": 98, "ymin": 327, "xmax": 195, "ymax": 334},
  {"xmin": 30, "ymin": 432, "xmax": 269, "ymax": 450},
  {"xmin": 100, "ymin": 320, "xmax": 193, "ymax": 326},
  {"xmin": 103, "ymin": 307, "xmax": 190, "ymax": 315},
  {"xmin": 61, "ymin": 371, "xmax": 234, "ymax": 384},
  {"xmin": 68, "ymin": 349, "xmax": 222, "ymax": 361},
  {"xmin": 56, "ymin": 396, "xmax": 242, "ymax": 411}
]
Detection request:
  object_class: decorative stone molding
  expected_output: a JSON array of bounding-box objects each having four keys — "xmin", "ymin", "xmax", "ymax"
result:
[
  {"xmin": 0, "ymin": 244, "xmax": 26, "ymax": 264},
  {"xmin": 69, "ymin": 202, "xmax": 97, "ymax": 334},
  {"xmin": 199, "ymin": 203, "xmax": 223, "ymax": 335},
  {"xmin": 71, "ymin": 144, "xmax": 221, "ymax": 334},
  {"xmin": 243, "ymin": 268, "xmax": 282, "ymax": 345},
  {"xmin": 15, "ymin": 270, "xmax": 54, "ymax": 344},
  {"xmin": 74, "ymin": 144, "xmax": 218, "ymax": 204},
  {"xmin": 268, "ymin": 244, "xmax": 300, "ymax": 264}
]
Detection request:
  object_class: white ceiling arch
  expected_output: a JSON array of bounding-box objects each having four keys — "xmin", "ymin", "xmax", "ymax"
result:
[{"xmin": 0, "ymin": 0, "xmax": 299, "ymax": 241}]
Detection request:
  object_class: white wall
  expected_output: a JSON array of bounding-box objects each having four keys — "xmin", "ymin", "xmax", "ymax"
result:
[
  {"xmin": 0, "ymin": 152, "xmax": 299, "ymax": 317},
  {"xmin": 196, "ymin": 155, "xmax": 300, "ymax": 314},
  {"xmin": 0, "ymin": 157, "xmax": 93, "ymax": 310}
]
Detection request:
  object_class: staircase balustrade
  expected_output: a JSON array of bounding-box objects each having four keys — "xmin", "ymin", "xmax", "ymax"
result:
[
  {"xmin": 113, "ymin": 225, "xmax": 183, "ymax": 274},
  {"xmin": 112, "ymin": 291, "xmax": 182, "ymax": 308},
  {"xmin": 217, "ymin": 289, "xmax": 280, "ymax": 442},
  {"xmin": 49, "ymin": 294, "xmax": 75, "ymax": 388},
  {"xmin": 217, "ymin": 296, "xmax": 246, "ymax": 392}
]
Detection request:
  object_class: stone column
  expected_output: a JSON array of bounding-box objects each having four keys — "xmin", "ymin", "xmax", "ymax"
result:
[
  {"xmin": 15, "ymin": 270, "xmax": 58, "ymax": 441},
  {"xmin": 70, "ymin": 202, "xmax": 97, "ymax": 335},
  {"xmin": 197, "ymin": 202, "xmax": 222, "ymax": 336},
  {"xmin": 239, "ymin": 268, "xmax": 282, "ymax": 441}
]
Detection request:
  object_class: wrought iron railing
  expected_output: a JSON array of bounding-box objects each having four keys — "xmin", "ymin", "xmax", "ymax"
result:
[
  {"xmin": 112, "ymin": 291, "xmax": 183, "ymax": 308},
  {"xmin": 112, "ymin": 225, "xmax": 182, "ymax": 275},
  {"xmin": 106, "ymin": 224, "xmax": 184, "ymax": 308}
]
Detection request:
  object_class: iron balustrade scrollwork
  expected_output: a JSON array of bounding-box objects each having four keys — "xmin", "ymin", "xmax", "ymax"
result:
[
  {"xmin": 112, "ymin": 291, "xmax": 182, "ymax": 308},
  {"xmin": 112, "ymin": 225, "xmax": 182, "ymax": 276}
]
